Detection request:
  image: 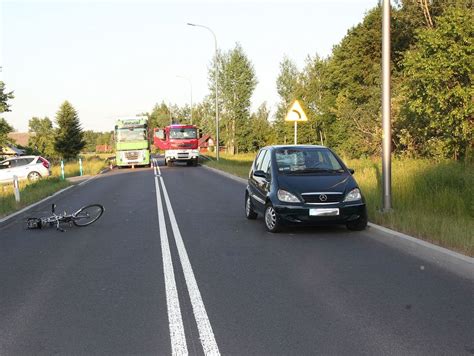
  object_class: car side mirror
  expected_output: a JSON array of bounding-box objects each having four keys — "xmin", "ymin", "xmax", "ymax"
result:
[
  {"xmin": 348, "ymin": 168, "xmax": 355, "ymax": 174},
  {"xmin": 155, "ymin": 129, "xmax": 165, "ymax": 140},
  {"xmin": 253, "ymin": 170, "xmax": 267, "ymax": 178}
]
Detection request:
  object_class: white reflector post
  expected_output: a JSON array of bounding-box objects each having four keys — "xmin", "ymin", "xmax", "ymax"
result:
[
  {"xmin": 13, "ymin": 175, "xmax": 20, "ymax": 203},
  {"xmin": 382, "ymin": 0, "xmax": 392, "ymax": 211}
]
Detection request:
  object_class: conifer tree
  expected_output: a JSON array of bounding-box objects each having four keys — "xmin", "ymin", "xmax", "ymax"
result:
[{"xmin": 54, "ymin": 101, "xmax": 85, "ymax": 159}]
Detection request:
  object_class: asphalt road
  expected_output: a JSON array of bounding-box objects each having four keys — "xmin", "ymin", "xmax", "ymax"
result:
[{"xmin": 0, "ymin": 159, "xmax": 473, "ymax": 355}]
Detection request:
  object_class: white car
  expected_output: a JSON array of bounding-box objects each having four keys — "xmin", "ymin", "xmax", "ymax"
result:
[{"xmin": 0, "ymin": 156, "xmax": 51, "ymax": 183}]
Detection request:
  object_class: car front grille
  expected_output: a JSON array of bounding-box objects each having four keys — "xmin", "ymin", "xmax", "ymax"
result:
[
  {"xmin": 302, "ymin": 193, "xmax": 343, "ymax": 204},
  {"xmin": 177, "ymin": 152, "xmax": 189, "ymax": 159}
]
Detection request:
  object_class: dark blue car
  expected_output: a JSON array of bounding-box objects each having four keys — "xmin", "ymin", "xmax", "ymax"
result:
[{"xmin": 245, "ymin": 145, "xmax": 368, "ymax": 232}]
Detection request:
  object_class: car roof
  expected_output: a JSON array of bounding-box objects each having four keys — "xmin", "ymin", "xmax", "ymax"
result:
[
  {"xmin": 2, "ymin": 155, "xmax": 39, "ymax": 161},
  {"xmin": 261, "ymin": 144, "xmax": 328, "ymax": 151}
]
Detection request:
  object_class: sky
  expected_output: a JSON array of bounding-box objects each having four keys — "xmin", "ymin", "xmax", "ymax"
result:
[{"xmin": 1, "ymin": 0, "xmax": 377, "ymax": 132}]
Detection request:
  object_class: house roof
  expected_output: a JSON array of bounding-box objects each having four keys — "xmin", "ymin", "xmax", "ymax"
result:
[
  {"xmin": 199, "ymin": 134, "xmax": 212, "ymax": 147},
  {"xmin": 1, "ymin": 144, "xmax": 26, "ymax": 156},
  {"xmin": 8, "ymin": 132, "xmax": 33, "ymax": 147}
]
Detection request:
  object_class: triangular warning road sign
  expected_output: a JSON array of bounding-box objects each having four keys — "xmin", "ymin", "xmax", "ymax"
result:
[{"xmin": 285, "ymin": 100, "xmax": 308, "ymax": 122}]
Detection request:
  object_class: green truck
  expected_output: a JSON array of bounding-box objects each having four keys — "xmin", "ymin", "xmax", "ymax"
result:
[{"xmin": 115, "ymin": 117, "xmax": 151, "ymax": 168}]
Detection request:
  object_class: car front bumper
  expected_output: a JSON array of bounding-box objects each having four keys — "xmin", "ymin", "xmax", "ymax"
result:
[{"xmin": 273, "ymin": 202, "xmax": 367, "ymax": 225}]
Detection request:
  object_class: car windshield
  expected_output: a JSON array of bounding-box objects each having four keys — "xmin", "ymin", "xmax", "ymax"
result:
[
  {"xmin": 275, "ymin": 148, "xmax": 344, "ymax": 174},
  {"xmin": 169, "ymin": 128, "xmax": 197, "ymax": 139},
  {"xmin": 116, "ymin": 128, "xmax": 147, "ymax": 142}
]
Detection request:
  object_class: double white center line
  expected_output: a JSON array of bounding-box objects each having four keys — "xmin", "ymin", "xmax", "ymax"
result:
[{"xmin": 153, "ymin": 159, "xmax": 220, "ymax": 355}]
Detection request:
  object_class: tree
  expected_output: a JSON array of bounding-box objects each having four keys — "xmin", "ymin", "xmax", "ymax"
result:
[
  {"xmin": 273, "ymin": 57, "xmax": 302, "ymax": 144},
  {"xmin": 248, "ymin": 102, "xmax": 274, "ymax": 151},
  {"xmin": 0, "ymin": 82, "xmax": 14, "ymax": 150},
  {"xmin": 28, "ymin": 117, "xmax": 56, "ymax": 158},
  {"xmin": 0, "ymin": 81, "xmax": 14, "ymax": 114},
  {"xmin": 0, "ymin": 118, "xmax": 13, "ymax": 150},
  {"xmin": 147, "ymin": 102, "xmax": 174, "ymax": 129},
  {"xmin": 209, "ymin": 43, "xmax": 257, "ymax": 153},
  {"xmin": 401, "ymin": 6, "xmax": 473, "ymax": 159},
  {"xmin": 323, "ymin": 6, "xmax": 385, "ymax": 157},
  {"xmin": 54, "ymin": 101, "xmax": 86, "ymax": 159}
]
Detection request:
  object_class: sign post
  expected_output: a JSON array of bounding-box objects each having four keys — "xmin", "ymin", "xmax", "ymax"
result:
[{"xmin": 285, "ymin": 100, "xmax": 308, "ymax": 145}]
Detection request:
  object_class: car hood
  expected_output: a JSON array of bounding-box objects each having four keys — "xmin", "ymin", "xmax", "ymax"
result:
[{"xmin": 276, "ymin": 173, "xmax": 355, "ymax": 195}]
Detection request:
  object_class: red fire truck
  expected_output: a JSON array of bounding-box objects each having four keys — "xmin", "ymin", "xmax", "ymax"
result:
[{"xmin": 153, "ymin": 124, "xmax": 200, "ymax": 167}]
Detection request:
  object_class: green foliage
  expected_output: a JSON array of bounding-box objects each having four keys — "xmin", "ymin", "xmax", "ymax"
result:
[
  {"xmin": 54, "ymin": 101, "xmax": 86, "ymax": 159},
  {"xmin": 28, "ymin": 117, "xmax": 57, "ymax": 158},
  {"xmin": 0, "ymin": 118, "xmax": 13, "ymax": 149},
  {"xmin": 273, "ymin": 57, "xmax": 303, "ymax": 144},
  {"xmin": 0, "ymin": 82, "xmax": 14, "ymax": 150},
  {"xmin": 248, "ymin": 102, "xmax": 274, "ymax": 151},
  {"xmin": 82, "ymin": 130, "xmax": 114, "ymax": 153},
  {"xmin": 324, "ymin": 6, "xmax": 384, "ymax": 157},
  {"xmin": 147, "ymin": 102, "xmax": 173, "ymax": 129},
  {"xmin": 209, "ymin": 43, "xmax": 257, "ymax": 153},
  {"xmin": 0, "ymin": 81, "xmax": 14, "ymax": 114},
  {"xmin": 401, "ymin": 6, "xmax": 473, "ymax": 160}
]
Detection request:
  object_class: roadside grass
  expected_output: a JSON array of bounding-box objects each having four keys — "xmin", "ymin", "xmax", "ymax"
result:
[
  {"xmin": 0, "ymin": 177, "xmax": 70, "ymax": 218},
  {"xmin": 202, "ymin": 152, "xmax": 254, "ymax": 178},
  {"xmin": 0, "ymin": 156, "xmax": 109, "ymax": 218},
  {"xmin": 201, "ymin": 152, "xmax": 474, "ymax": 256},
  {"xmin": 51, "ymin": 155, "xmax": 108, "ymax": 178}
]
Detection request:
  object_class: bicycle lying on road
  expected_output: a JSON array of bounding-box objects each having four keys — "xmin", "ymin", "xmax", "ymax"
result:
[{"xmin": 27, "ymin": 203, "xmax": 104, "ymax": 232}]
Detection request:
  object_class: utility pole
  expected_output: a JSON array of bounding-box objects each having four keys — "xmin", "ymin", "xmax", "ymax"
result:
[{"xmin": 382, "ymin": 0, "xmax": 392, "ymax": 211}]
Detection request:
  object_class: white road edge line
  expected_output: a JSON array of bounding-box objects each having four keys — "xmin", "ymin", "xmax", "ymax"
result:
[
  {"xmin": 153, "ymin": 160, "xmax": 188, "ymax": 355},
  {"xmin": 157, "ymin": 160, "xmax": 221, "ymax": 356},
  {"xmin": 201, "ymin": 164, "xmax": 473, "ymax": 263}
]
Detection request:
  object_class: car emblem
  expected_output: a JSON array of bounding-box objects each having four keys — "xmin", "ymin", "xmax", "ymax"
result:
[{"xmin": 319, "ymin": 194, "xmax": 328, "ymax": 202}]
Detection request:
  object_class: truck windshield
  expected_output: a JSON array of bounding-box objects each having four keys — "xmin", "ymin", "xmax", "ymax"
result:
[
  {"xmin": 116, "ymin": 128, "xmax": 147, "ymax": 142},
  {"xmin": 170, "ymin": 128, "xmax": 197, "ymax": 139}
]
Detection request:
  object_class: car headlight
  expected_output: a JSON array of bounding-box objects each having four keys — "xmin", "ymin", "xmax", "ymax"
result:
[
  {"xmin": 344, "ymin": 188, "xmax": 362, "ymax": 202},
  {"xmin": 277, "ymin": 189, "xmax": 301, "ymax": 203}
]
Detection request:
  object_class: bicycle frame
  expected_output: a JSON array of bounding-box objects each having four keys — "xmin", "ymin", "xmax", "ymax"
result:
[{"xmin": 27, "ymin": 203, "xmax": 104, "ymax": 232}]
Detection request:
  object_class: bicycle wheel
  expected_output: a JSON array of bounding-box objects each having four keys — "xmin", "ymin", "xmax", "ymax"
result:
[{"xmin": 73, "ymin": 204, "xmax": 104, "ymax": 227}]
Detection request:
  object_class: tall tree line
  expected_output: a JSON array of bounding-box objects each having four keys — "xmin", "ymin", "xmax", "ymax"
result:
[
  {"xmin": 145, "ymin": 1, "xmax": 471, "ymax": 160},
  {"xmin": 4, "ymin": 0, "xmax": 469, "ymax": 160},
  {"xmin": 273, "ymin": 0, "xmax": 473, "ymax": 160}
]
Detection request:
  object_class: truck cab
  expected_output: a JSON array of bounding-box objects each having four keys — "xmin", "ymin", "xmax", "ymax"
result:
[{"xmin": 154, "ymin": 124, "xmax": 200, "ymax": 166}]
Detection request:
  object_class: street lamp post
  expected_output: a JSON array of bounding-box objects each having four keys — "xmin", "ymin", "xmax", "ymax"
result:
[
  {"xmin": 187, "ymin": 22, "xmax": 219, "ymax": 160},
  {"xmin": 176, "ymin": 75, "xmax": 193, "ymax": 125},
  {"xmin": 382, "ymin": 0, "xmax": 392, "ymax": 211}
]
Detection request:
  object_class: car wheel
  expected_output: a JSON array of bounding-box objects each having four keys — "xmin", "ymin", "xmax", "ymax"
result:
[
  {"xmin": 27, "ymin": 171, "xmax": 42, "ymax": 181},
  {"xmin": 245, "ymin": 193, "xmax": 258, "ymax": 219},
  {"xmin": 346, "ymin": 212, "xmax": 368, "ymax": 231},
  {"xmin": 166, "ymin": 159, "xmax": 173, "ymax": 167},
  {"xmin": 264, "ymin": 204, "xmax": 282, "ymax": 233}
]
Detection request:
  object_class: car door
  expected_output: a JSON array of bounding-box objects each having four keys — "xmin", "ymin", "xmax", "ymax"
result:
[
  {"xmin": 248, "ymin": 149, "xmax": 267, "ymax": 212},
  {"xmin": 256, "ymin": 150, "xmax": 272, "ymax": 204},
  {"xmin": 18, "ymin": 157, "xmax": 36, "ymax": 178},
  {"xmin": 254, "ymin": 151, "xmax": 272, "ymax": 208},
  {"xmin": 0, "ymin": 159, "xmax": 14, "ymax": 183},
  {"xmin": 10, "ymin": 158, "xmax": 29, "ymax": 179}
]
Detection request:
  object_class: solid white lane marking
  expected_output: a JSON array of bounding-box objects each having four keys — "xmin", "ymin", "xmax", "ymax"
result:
[
  {"xmin": 157, "ymin": 162, "xmax": 221, "ymax": 355},
  {"xmin": 153, "ymin": 160, "xmax": 188, "ymax": 355}
]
